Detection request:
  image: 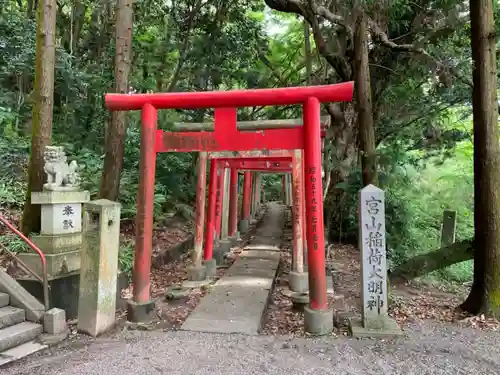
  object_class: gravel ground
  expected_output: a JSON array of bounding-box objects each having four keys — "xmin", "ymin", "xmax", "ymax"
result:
[{"xmin": 3, "ymin": 320, "xmax": 500, "ymax": 375}]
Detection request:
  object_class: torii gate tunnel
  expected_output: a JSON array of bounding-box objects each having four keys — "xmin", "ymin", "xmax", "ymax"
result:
[{"xmin": 105, "ymin": 82, "xmax": 354, "ymax": 323}]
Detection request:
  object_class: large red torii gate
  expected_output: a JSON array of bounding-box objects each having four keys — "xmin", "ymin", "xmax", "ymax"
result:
[{"xmin": 105, "ymin": 82, "xmax": 354, "ymax": 333}]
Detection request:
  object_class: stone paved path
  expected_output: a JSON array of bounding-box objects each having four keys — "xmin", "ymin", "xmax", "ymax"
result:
[{"xmin": 181, "ymin": 203, "xmax": 284, "ymax": 335}]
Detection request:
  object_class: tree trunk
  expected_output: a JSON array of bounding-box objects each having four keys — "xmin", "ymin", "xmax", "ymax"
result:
[
  {"xmin": 354, "ymin": 11, "xmax": 377, "ymax": 186},
  {"xmin": 99, "ymin": 0, "xmax": 133, "ymax": 201},
  {"xmin": 21, "ymin": 0, "xmax": 57, "ymax": 235},
  {"xmin": 461, "ymin": 0, "xmax": 500, "ymax": 317},
  {"xmin": 389, "ymin": 239, "xmax": 474, "ymax": 281},
  {"xmin": 323, "ymin": 104, "xmax": 358, "ymax": 243}
]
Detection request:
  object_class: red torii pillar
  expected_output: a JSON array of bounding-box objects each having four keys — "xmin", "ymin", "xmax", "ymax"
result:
[
  {"xmin": 105, "ymin": 82, "xmax": 354, "ymax": 335},
  {"xmin": 218, "ymin": 157, "xmax": 294, "ymax": 248}
]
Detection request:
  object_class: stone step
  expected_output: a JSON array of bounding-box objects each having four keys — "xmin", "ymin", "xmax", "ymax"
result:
[
  {"xmin": 0, "ymin": 307, "xmax": 25, "ymax": 330},
  {"xmin": 0, "ymin": 340, "xmax": 48, "ymax": 367},
  {"xmin": 0, "ymin": 293, "xmax": 8, "ymax": 308},
  {"xmin": 0, "ymin": 321, "xmax": 43, "ymax": 353}
]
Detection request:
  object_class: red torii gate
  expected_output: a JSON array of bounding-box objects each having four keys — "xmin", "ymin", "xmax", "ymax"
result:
[
  {"xmin": 207, "ymin": 156, "xmax": 292, "ymax": 260},
  {"xmin": 209, "ymin": 156, "xmax": 294, "ymax": 259},
  {"xmin": 208, "ymin": 152, "xmax": 305, "ymax": 283},
  {"xmin": 105, "ymin": 82, "xmax": 354, "ymax": 333}
]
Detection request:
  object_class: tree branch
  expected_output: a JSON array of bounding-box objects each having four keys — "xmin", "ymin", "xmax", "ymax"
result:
[
  {"xmin": 367, "ymin": 18, "xmax": 473, "ymax": 88},
  {"xmin": 265, "ymin": 0, "xmax": 351, "ymax": 80}
]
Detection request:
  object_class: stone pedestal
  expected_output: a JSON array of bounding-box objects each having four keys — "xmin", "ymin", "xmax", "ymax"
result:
[
  {"xmin": 304, "ymin": 306, "xmax": 333, "ymax": 335},
  {"xmin": 203, "ymin": 259, "xmax": 217, "ymax": 277},
  {"xmin": 18, "ymin": 190, "xmax": 90, "ymax": 280},
  {"xmin": 289, "ymin": 271, "xmax": 308, "ymax": 293},
  {"xmin": 187, "ymin": 265, "xmax": 207, "ymax": 281},
  {"xmin": 239, "ymin": 218, "xmax": 250, "ymax": 233},
  {"xmin": 78, "ymin": 199, "xmax": 121, "ymax": 337},
  {"xmin": 213, "ymin": 239, "xmax": 231, "ymax": 265},
  {"xmin": 18, "ymin": 271, "xmax": 129, "ymax": 320},
  {"xmin": 348, "ymin": 185, "xmax": 403, "ymax": 338}
]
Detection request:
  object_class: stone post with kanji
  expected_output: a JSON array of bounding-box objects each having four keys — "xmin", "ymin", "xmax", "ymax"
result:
[
  {"xmin": 348, "ymin": 184, "xmax": 403, "ymax": 338},
  {"xmin": 18, "ymin": 146, "xmax": 89, "ymax": 280}
]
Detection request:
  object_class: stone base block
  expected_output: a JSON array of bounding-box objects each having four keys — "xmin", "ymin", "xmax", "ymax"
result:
[
  {"xmin": 18, "ymin": 271, "xmax": 129, "ymax": 320},
  {"xmin": 165, "ymin": 286, "xmax": 190, "ymax": 300},
  {"xmin": 213, "ymin": 247, "xmax": 225, "ymax": 265},
  {"xmin": 289, "ymin": 271, "xmax": 308, "ymax": 293},
  {"xmin": 30, "ymin": 232, "xmax": 82, "ymax": 255},
  {"xmin": 186, "ymin": 265, "xmax": 207, "ymax": 281},
  {"xmin": 348, "ymin": 317, "xmax": 404, "ymax": 339},
  {"xmin": 291, "ymin": 292, "xmax": 309, "ymax": 311},
  {"xmin": 218, "ymin": 239, "xmax": 231, "ymax": 252},
  {"xmin": 203, "ymin": 259, "xmax": 217, "ymax": 278},
  {"xmin": 43, "ymin": 308, "xmax": 67, "ymax": 335},
  {"xmin": 127, "ymin": 300, "xmax": 155, "ymax": 323},
  {"xmin": 18, "ymin": 250, "xmax": 81, "ymax": 280},
  {"xmin": 228, "ymin": 236, "xmax": 238, "ymax": 247},
  {"xmin": 239, "ymin": 218, "xmax": 250, "ymax": 233},
  {"xmin": 304, "ymin": 306, "xmax": 333, "ymax": 336}
]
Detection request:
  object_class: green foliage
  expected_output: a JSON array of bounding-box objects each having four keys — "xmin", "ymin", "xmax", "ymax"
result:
[
  {"xmin": 118, "ymin": 241, "xmax": 134, "ymax": 278},
  {"xmin": 262, "ymin": 174, "xmax": 283, "ymax": 201},
  {"xmin": 0, "ymin": 0, "xmax": 484, "ymax": 290},
  {"xmin": 0, "ymin": 0, "xmax": 273, "ymax": 218},
  {"xmin": 335, "ymin": 123, "xmax": 474, "ymax": 283},
  {"xmin": 0, "ymin": 234, "xmax": 30, "ymax": 253}
]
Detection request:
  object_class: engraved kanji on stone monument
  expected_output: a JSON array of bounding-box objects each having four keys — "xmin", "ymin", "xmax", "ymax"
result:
[{"xmin": 359, "ymin": 184, "xmax": 388, "ymax": 329}]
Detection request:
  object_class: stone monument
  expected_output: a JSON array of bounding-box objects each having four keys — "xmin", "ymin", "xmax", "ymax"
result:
[
  {"xmin": 17, "ymin": 146, "xmax": 90, "ymax": 318},
  {"xmin": 78, "ymin": 199, "xmax": 121, "ymax": 336},
  {"xmin": 348, "ymin": 184, "xmax": 403, "ymax": 338}
]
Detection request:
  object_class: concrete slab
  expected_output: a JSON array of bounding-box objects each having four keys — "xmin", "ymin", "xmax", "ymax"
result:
[
  {"xmin": 0, "ymin": 322, "xmax": 43, "ymax": 352},
  {"xmin": 0, "ymin": 307, "xmax": 25, "ymax": 330},
  {"xmin": 182, "ymin": 202, "xmax": 284, "ymax": 336},
  {"xmin": 348, "ymin": 317, "xmax": 404, "ymax": 339},
  {"xmin": 181, "ymin": 251, "xmax": 280, "ymax": 335},
  {"xmin": 0, "ymin": 340, "xmax": 47, "ymax": 367},
  {"xmin": 243, "ymin": 245, "xmax": 281, "ymax": 252},
  {"xmin": 0, "ymin": 293, "xmax": 9, "ymax": 308}
]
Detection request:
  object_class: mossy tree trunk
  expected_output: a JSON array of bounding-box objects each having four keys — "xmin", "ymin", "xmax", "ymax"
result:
[
  {"xmin": 99, "ymin": 0, "xmax": 133, "ymax": 201},
  {"xmin": 21, "ymin": 0, "xmax": 57, "ymax": 235},
  {"xmin": 461, "ymin": 0, "xmax": 500, "ymax": 317},
  {"xmin": 389, "ymin": 239, "xmax": 474, "ymax": 281}
]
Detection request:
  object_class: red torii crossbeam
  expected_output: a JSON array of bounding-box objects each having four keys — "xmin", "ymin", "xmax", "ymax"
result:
[
  {"xmin": 219, "ymin": 160, "xmax": 292, "ymax": 171},
  {"xmin": 104, "ymin": 82, "xmax": 354, "ymax": 333}
]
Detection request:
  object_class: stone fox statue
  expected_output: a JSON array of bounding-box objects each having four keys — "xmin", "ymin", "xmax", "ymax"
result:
[{"xmin": 43, "ymin": 146, "xmax": 81, "ymax": 189}]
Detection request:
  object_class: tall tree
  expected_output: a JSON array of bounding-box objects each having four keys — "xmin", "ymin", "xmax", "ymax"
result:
[
  {"xmin": 460, "ymin": 0, "xmax": 500, "ymax": 317},
  {"xmin": 99, "ymin": 0, "xmax": 133, "ymax": 201},
  {"xmin": 21, "ymin": 0, "xmax": 57, "ymax": 235},
  {"xmin": 263, "ymin": 0, "xmax": 470, "ymax": 241},
  {"xmin": 353, "ymin": 9, "xmax": 376, "ymax": 186}
]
